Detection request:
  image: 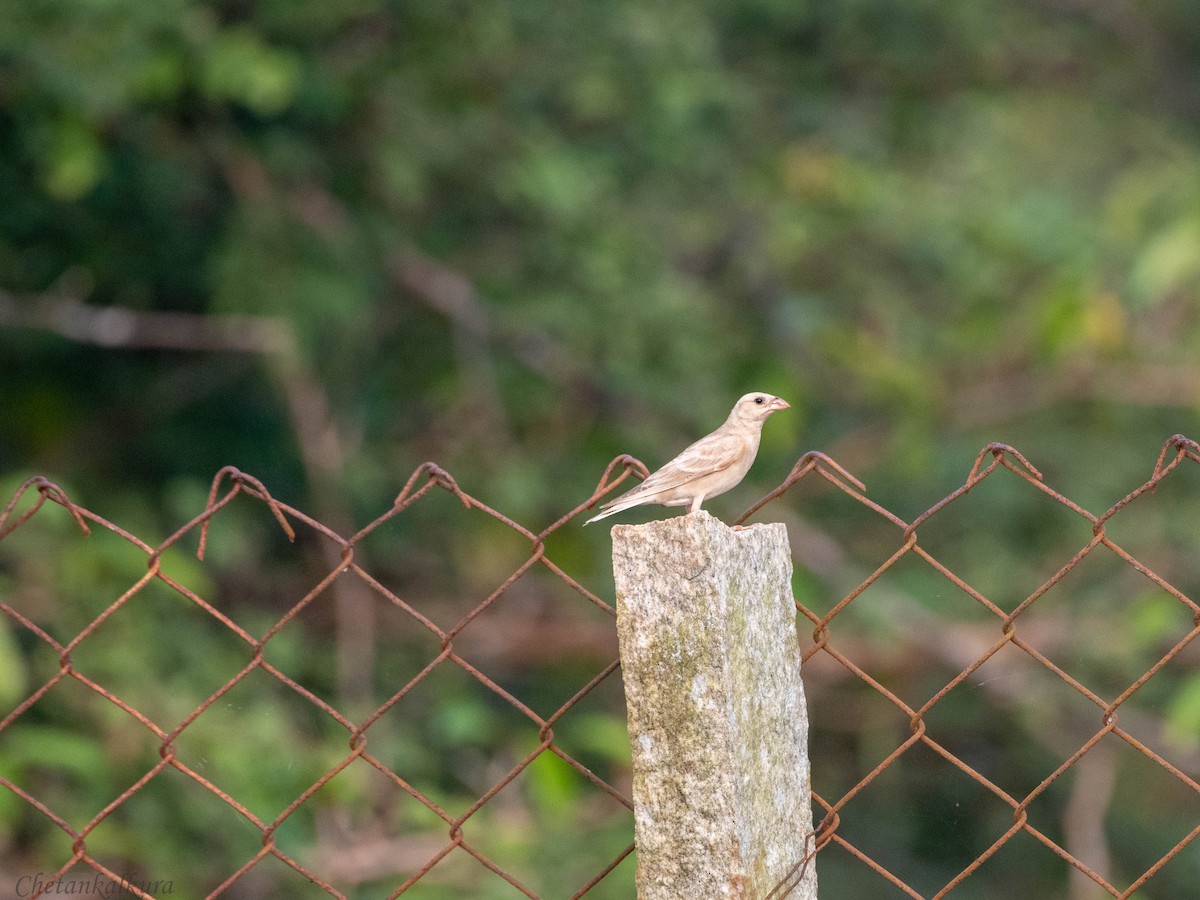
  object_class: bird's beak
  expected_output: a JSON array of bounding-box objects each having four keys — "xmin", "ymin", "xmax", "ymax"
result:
[{"xmin": 768, "ymin": 397, "xmax": 790, "ymax": 412}]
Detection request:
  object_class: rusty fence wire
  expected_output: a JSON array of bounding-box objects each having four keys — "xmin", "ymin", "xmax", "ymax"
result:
[
  {"xmin": 756, "ymin": 436, "xmax": 1200, "ymax": 900},
  {"xmin": 2, "ymin": 436, "xmax": 1200, "ymax": 898},
  {"xmin": 0, "ymin": 457, "xmax": 650, "ymax": 899}
]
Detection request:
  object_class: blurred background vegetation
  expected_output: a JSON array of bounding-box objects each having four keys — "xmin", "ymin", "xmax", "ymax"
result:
[{"xmin": 3, "ymin": 0, "xmax": 1200, "ymax": 896}]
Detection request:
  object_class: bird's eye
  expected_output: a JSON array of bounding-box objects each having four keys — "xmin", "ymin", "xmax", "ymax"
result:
[{"xmin": 754, "ymin": 396, "xmax": 765, "ymax": 404}]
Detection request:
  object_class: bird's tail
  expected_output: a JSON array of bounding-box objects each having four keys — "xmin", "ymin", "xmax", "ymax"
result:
[
  {"xmin": 583, "ymin": 497, "xmax": 640, "ymax": 526},
  {"xmin": 583, "ymin": 506, "xmax": 619, "ymax": 526}
]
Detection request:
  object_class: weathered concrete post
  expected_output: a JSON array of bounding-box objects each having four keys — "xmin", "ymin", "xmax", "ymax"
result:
[{"xmin": 612, "ymin": 511, "xmax": 818, "ymax": 899}]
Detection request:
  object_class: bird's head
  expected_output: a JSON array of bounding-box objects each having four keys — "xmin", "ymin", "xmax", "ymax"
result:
[{"xmin": 729, "ymin": 392, "xmax": 790, "ymax": 426}]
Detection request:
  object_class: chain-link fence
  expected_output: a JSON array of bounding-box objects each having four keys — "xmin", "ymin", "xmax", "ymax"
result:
[
  {"xmin": 760, "ymin": 436, "xmax": 1200, "ymax": 899},
  {"xmin": 2, "ymin": 436, "xmax": 1199, "ymax": 898}
]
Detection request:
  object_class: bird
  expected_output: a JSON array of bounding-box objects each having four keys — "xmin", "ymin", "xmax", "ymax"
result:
[{"xmin": 585, "ymin": 392, "xmax": 790, "ymax": 525}]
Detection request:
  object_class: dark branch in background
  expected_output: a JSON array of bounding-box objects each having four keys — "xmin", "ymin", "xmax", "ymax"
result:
[
  {"xmin": 222, "ymin": 146, "xmax": 577, "ymax": 383},
  {"xmin": 390, "ymin": 248, "xmax": 517, "ymax": 454},
  {"xmin": 0, "ymin": 279, "xmax": 377, "ymax": 713},
  {"xmin": 0, "ymin": 280, "xmax": 293, "ymax": 354},
  {"xmin": 1064, "ymin": 743, "xmax": 1116, "ymax": 900},
  {"xmin": 391, "ymin": 247, "xmax": 574, "ymax": 380}
]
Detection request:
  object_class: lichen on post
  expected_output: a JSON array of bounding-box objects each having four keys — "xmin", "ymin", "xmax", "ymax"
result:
[{"xmin": 612, "ymin": 510, "xmax": 817, "ymax": 899}]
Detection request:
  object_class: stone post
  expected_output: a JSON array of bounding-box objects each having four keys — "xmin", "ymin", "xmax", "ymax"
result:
[{"xmin": 612, "ymin": 510, "xmax": 817, "ymax": 899}]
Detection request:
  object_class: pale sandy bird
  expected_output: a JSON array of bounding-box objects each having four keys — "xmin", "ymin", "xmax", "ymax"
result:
[{"xmin": 585, "ymin": 392, "xmax": 790, "ymax": 525}]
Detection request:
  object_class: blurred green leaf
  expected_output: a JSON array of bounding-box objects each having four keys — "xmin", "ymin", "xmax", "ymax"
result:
[
  {"xmin": 2, "ymin": 725, "xmax": 109, "ymax": 780},
  {"xmin": 201, "ymin": 28, "xmax": 300, "ymax": 115},
  {"xmin": 1130, "ymin": 218, "xmax": 1200, "ymax": 306},
  {"xmin": 1166, "ymin": 675, "xmax": 1200, "ymax": 751},
  {"xmin": 42, "ymin": 119, "xmax": 105, "ymax": 200},
  {"xmin": 0, "ymin": 615, "xmax": 27, "ymax": 709},
  {"xmin": 525, "ymin": 750, "xmax": 581, "ymax": 818}
]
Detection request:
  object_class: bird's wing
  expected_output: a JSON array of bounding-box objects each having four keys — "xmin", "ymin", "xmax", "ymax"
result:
[{"xmin": 609, "ymin": 429, "xmax": 746, "ymax": 504}]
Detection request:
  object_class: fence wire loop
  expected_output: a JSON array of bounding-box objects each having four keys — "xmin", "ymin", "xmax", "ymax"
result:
[
  {"xmin": 0, "ymin": 475, "xmax": 90, "ymax": 539},
  {"xmin": 393, "ymin": 460, "xmax": 472, "ymax": 510},
  {"xmin": 198, "ymin": 465, "xmax": 295, "ymax": 560},
  {"xmin": 736, "ymin": 450, "xmax": 867, "ymax": 525},
  {"xmin": 532, "ymin": 455, "xmax": 649, "ymax": 538},
  {"xmin": 587, "ymin": 453, "xmax": 650, "ymax": 506},
  {"xmin": 1151, "ymin": 433, "xmax": 1200, "ymax": 486},
  {"xmin": 805, "ymin": 451, "xmax": 867, "ymax": 493},
  {"xmin": 968, "ymin": 441, "xmax": 1043, "ymax": 483}
]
